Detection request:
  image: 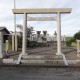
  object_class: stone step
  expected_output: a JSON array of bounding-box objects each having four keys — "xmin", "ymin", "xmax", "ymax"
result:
[
  {"xmin": 3, "ymin": 59, "xmax": 17, "ymax": 64},
  {"xmin": 21, "ymin": 58, "xmax": 63, "ymax": 60},
  {"xmin": 21, "ymin": 55, "xmax": 63, "ymax": 60},
  {"xmin": 20, "ymin": 60, "xmax": 64, "ymax": 64}
]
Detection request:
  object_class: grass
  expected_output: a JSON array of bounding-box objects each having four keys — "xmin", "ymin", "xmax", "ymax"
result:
[
  {"xmin": 65, "ymin": 37, "xmax": 73, "ymax": 41},
  {"xmin": 65, "ymin": 37, "xmax": 77, "ymax": 47},
  {"xmin": 71, "ymin": 42, "xmax": 77, "ymax": 47},
  {"xmin": 8, "ymin": 44, "xmax": 12, "ymax": 50}
]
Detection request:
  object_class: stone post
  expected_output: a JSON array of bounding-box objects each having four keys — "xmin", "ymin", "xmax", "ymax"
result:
[
  {"xmin": 0, "ymin": 32, "xmax": 3, "ymax": 58},
  {"xmin": 77, "ymin": 40, "xmax": 80, "ymax": 53},
  {"xmin": 12, "ymin": 34, "xmax": 15, "ymax": 51},
  {"xmin": 15, "ymin": 35, "xmax": 18, "ymax": 51},
  {"xmin": 22, "ymin": 13, "xmax": 27, "ymax": 55},
  {"xmin": 6, "ymin": 40, "xmax": 9, "ymax": 53},
  {"xmin": 56, "ymin": 12, "xmax": 62, "ymax": 55}
]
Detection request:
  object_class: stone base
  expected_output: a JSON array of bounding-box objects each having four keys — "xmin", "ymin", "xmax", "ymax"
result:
[
  {"xmin": 56, "ymin": 53, "xmax": 68, "ymax": 65},
  {"xmin": 21, "ymin": 53, "xmax": 28, "ymax": 55},
  {"xmin": 77, "ymin": 53, "xmax": 80, "ymax": 57},
  {"xmin": 3, "ymin": 59, "xmax": 14, "ymax": 64},
  {"xmin": 56, "ymin": 53, "xmax": 63, "ymax": 56},
  {"xmin": 16, "ymin": 53, "xmax": 28, "ymax": 64}
]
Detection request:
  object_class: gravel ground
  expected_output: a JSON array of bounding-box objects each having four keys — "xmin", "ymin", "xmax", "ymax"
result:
[
  {"xmin": 0, "ymin": 67, "xmax": 80, "ymax": 80},
  {"xmin": 9, "ymin": 46, "xmax": 77, "ymax": 60}
]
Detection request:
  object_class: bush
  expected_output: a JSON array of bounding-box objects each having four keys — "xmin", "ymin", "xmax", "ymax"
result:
[
  {"xmin": 18, "ymin": 36, "xmax": 22, "ymax": 48},
  {"xmin": 18, "ymin": 36, "xmax": 30, "ymax": 48},
  {"xmin": 8, "ymin": 35, "xmax": 12, "ymax": 45},
  {"xmin": 66, "ymin": 37, "xmax": 75, "ymax": 46}
]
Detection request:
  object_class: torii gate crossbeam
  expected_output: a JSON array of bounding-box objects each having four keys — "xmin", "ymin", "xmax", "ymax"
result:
[{"xmin": 27, "ymin": 16, "xmax": 57, "ymax": 21}]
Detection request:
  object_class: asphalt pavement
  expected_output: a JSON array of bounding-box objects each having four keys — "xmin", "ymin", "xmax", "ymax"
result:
[{"xmin": 0, "ymin": 67, "xmax": 80, "ymax": 80}]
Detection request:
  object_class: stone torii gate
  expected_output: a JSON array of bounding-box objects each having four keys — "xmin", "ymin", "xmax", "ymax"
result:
[{"xmin": 12, "ymin": 8, "xmax": 72, "ymax": 64}]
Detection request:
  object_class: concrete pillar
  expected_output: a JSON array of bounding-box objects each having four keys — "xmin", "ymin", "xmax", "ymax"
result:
[
  {"xmin": 12, "ymin": 34, "xmax": 15, "ymax": 51},
  {"xmin": 56, "ymin": 12, "xmax": 62, "ymax": 55},
  {"xmin": 6, "ymin": 40, "xmax": 9, "ymax": 53},
  {"xmin": 0, "ymin": 32, "xmax": 3, "ymax": 58},
  {"xmin": 22, "ymin": 13, "xmax": 27, "ymax": 55}
]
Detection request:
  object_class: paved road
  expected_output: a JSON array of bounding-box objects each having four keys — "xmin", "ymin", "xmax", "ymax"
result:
[{"xmin": 0, "ymin": 67, "xmax": 80, "ymax": 80}]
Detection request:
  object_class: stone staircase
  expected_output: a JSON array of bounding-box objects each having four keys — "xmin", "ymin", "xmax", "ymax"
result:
[
  {"xmin": 19, "ymin": 54, "xmax": 65, "ymax": 66},
  {"xmin": 2, "ymin": 47, "xmax": 78, "ymax": 66}
]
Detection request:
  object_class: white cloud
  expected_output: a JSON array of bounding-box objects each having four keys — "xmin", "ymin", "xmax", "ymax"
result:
[{"xmin": 0, "ymin": 0, "xmax": 80, "ymax": 36}]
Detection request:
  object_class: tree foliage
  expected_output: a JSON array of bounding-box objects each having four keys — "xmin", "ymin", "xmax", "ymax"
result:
[
  {"xmin": 73, "ymin": 31, "xmax": 80, "ymax": 40},
  {"xmin": 16, "ymin": 24, "xmax": 34, "ymax": 48},
  {"xmin": 18, "ymin": 36, "xmax": 22, "ymax": 48}
]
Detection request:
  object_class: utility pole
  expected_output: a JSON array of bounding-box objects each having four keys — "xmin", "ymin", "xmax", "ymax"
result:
[{"xmin": 14, "ymin": 0, "xmax": 18, "ymax": 51}]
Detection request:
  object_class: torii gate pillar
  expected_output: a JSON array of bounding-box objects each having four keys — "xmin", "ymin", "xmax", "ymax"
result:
[
  {"xmin": 22, "ymin": 13, "xmax": 27, "ymax": 55},
  {"xmin": 56, "ymin": 12, "xmax": 62, "ymax": 55}
]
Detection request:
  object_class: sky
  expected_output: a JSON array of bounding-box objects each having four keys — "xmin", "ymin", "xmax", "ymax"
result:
[{"xmin": 0, "ymin": 0, "xmax": 80, "ymax": 36}]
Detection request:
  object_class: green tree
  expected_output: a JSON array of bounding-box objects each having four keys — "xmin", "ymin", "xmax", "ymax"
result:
[
  {"xmin": 17, "ymin": 24, "xmax": 34, "ymax": 37},
  {"xmin": 17, "ymin": 24, "xmax": 34, "ymax": 47},
  {"xmin": 73, "ymin": 31, "xmax": 80, "ymax": 40}
]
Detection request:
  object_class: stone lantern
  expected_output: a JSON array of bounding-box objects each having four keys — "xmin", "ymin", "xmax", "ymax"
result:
[
  {"xmin": 54, "ymin": 31, "xmax": 57, "ymax": 41},
  {"xmin": 43, "ymin": 31, "xmax": 47, "ymax": 36},
  {"xmin": 37, "ymin": 31, "xmax": 41, "ymax": 37}
]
